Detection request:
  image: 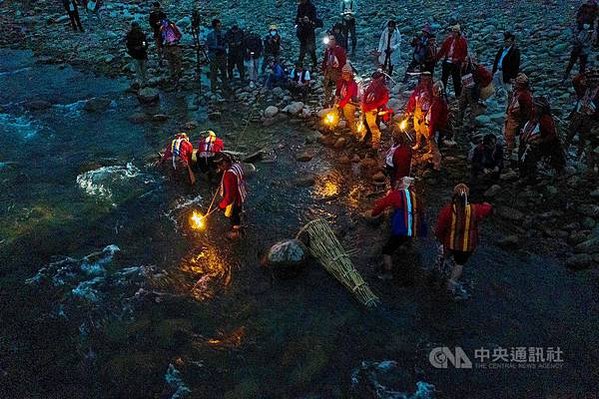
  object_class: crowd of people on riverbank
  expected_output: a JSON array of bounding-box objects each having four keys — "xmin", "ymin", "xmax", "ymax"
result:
[{"xmin": 61, "ymin": 0, "xmax": 599, "ymax": 299}]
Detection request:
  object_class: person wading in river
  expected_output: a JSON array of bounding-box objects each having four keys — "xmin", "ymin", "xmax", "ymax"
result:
[
  {"xmin": 434, "ymin": 183, "xmax": 493, "ymax": 300},
  {"xmin": 160, "ymin": 133, "xmax": 196, "ymax": 186},
  {"xmin": 370, "ymin": 176, "xmax": 426, "ymax": 283},
  {"xmin": 215, "ymin": 153, "xmax": 248, "ymax": 240}
]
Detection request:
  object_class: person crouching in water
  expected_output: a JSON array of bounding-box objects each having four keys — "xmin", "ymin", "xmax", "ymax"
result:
[
  {"xmin": 196, "ymin": 130, "xmax": 225, "ymax": 180},
  {"xmin": 434, "ymin": 183, "xmax": 493, "ymax": 300},
  {"xmin": 214, "ymin": 153, "xmax": 248, "ymax": 240},
  {"xmin": 384, "ymin": 127, "xmax": 412, "ymax": 190},
  {"xmin": 334, "ymin": 63, "xmax": 359, "ymax": 138},
  {"xmin": 160, "ymin": 132, "xmax": 196, "ymax": 185},
  {"xmin": 370, "ymin": 176, "xmax": 426, "ymax": 283}
]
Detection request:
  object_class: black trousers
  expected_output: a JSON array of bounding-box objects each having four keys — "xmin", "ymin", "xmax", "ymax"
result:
[
  {"xmin": 228, "ymin": 51, "xmax": 245, "ymax": 80},
  {"xmin": 298, "ymin": 36, "xmax": 317, "ymax": 69},
  {"xmin": 441, "ymin": 61, "xmax": 462, "ymax": 96},
  {"xmin": 565, "ymin": 48, "xmax": 587, "ymax": 76},
  {"xmin": 68, "ymin": 10, "xmax": 83, "ymax": 31},
  {"xmin": 342, "ymin": 18, "xmax": 357, "ymax": 51}
]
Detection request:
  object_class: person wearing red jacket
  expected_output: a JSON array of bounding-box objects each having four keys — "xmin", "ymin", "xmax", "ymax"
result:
[
  {"xmin": 384, "ymin": 127, "xmax": 412, "ymax": 189},
  {"xmin": 436, "ymin": 24, "xmax": 468, "ymax": 97},
  {"xmin": 215, "ymin": 153, "xmax": 248, "ymax": 239},
  {"xmin": 519, "ymin": 97, "xmax": 565, "ymax": 180},
  {"xmin": 405, "ymin": 72, "xmax": 433, "ymax": 151},
  {"xmin": 160, "ymin": 132, "xmax": 195, "ymax": 185},
  {"xmin": 196, "ymin": 130, "xmax": 225, "ymax": 175},
  {"xmin": 424, "ymin": 81, "xmax": 447, "ymax": 171},
  {"xmin": 504, "ymin": 73, "xmax": 533, "ymax": 155},
  {"xmin": 322, "ymin": 35, "xmax": 347, "ymax": 107},
  {"xmin": 360, "ymin": 71, "xmax": 390, "ymax": 150},
  {"xmin": 370, "ymin": 176, "xmax": 426, "ymax": 282},
  {"xmin": 335, "ymin": 63, "xmax": 359, "ymax": 137},
  {"xmin": 457, "ymin": 56, "xmax": 492, "ymax": 132},
  {"xmin": 434, "ymin": 183, "xmax": 492, "ymax": 299}
]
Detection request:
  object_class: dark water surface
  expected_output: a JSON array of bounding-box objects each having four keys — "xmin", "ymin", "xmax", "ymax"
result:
[{"xmin": 1, "ymin": 49, "xmax": 598, "ymax": 399}]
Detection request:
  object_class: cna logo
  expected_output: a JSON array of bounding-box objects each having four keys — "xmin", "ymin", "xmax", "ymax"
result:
[{"xmin": 429, "ymin": 347, "xmax": 473, "ymax": 369}]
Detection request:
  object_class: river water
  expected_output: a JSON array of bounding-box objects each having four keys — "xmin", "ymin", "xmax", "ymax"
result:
[{"xmin": 1, "ymin": 49, "xmax": 598, "ymax": 398}]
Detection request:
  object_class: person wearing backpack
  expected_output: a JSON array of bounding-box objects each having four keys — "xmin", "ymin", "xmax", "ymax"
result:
[
  {"xmin": 226, "ymin": 24, "xmax": 246, "ymax": 82},
  {"xmin": 403, "ymin": 25, "xmax": 435, "ymax": 83},
  {"xmin": 149, "ymin": 2, "xmax": 167, "ymax": 65},
  {"xmin": 126, "ymin": 22, "xmax": 148, "ymax": 87},
  {"xmin": 160, "ymin": 19, "xmax": 183, "ymax": 85},
  {"xmin": 62, "ymin": 0, "xmax": 84, "ymax": 32},
  {"xmin": 295, "ymin": 0, "xmax": 320, "ymax": 69},
  {"xmin": 370, "ymin": 176, "xmax": 426, "ymax": 283}
]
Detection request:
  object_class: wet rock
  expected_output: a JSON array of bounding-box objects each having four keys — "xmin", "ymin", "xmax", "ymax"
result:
[
  {"xmin": 293, "ymin": 176, "xmax": 316, "ymax": 187},
  {"xmin": 137, "ymin": 87, "xmax": 160, "ymax": 104},
  {"xmin": 83, "ymin": 97, "xmax": 112, "ymax": 113},
  {"xmin": 497, "ymin": 206, "xmax": 524, "ymax": 221},
  {"xmin": 497, "ymin": 235, "xmax": 519, "ymax": 248},
  {"xmin": 296, "ymin": 152, "xmax": 314, "ymax": 162},
  {"xmin": 25, "ymin": 100, "xmax": 52, "ymax": 111},
  {"xmin": 569, "ymin": 231, "xmax": 590, "ymax": 245},
  {"xmin": 264, "ymin": 239, "xmax": 308, "ymax": 272},
  {"xmin": 500, "ymin": 169, "xmax": 519, "ymax": 181},
  {"xmin": 484, "ymin": 184, "xmax": 502, "ymax": 198},
  {"xmin": 128, "ymin": 112, "xmax": 147, "ymax": 124},
  {"xmin": 264, "ymin": 106, "xmax": 279, "ymax": 118},
  {"xmin": 152, "ymin": 113, "xmax": 169, "ymax": 122},
  {"xmin": 182, "ymin": 121, "xmax": 199, "ymax": 131},
  {"xmin": 566, "ymin": 254, "xmax": 594, "ymax": 270},
  {"xmin": 305, "ymin": 131, "xmax": 324, "ymax": 144}
]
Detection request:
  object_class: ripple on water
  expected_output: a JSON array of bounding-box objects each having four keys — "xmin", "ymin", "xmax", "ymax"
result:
[{"xmin": 0, "ymin": 112, "xmax": 41, "ymax": 140}]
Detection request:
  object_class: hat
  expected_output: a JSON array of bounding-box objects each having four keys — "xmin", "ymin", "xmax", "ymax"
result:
[
  {"xmin": 269, "ymin": 24, "xmax": 278, "ymax": 30},
  {"xmin": 422, "ymin": 24, "xmax": 433, "ymax": 34},
  {"xmin": 451, "ymin": 24, "xmax": 461, "ymax": 32},
  {"xmin": 503, "ymin": 31, "xmax": 515, "ymax": 40},
  {"xmin": 203, "ymin": 130, "xmax": 216, "ymax": 137},
  {"xmin": 453, "ymin": 183, "xmax": 469, "ymax": 196},
  {"xmin": 213, "ymin": 152, "xmax": 231, "ymax": 164},
  {"xmin": 152, "ymin": 2, "xmax": 161, "ymax": 7},
  {"xmin": 342, "ymin": 63, "xmax": 353, "ymax": 75},
  {"xmin": 515, "ymin": 72, "xmax": 528, "ymax": 85}
]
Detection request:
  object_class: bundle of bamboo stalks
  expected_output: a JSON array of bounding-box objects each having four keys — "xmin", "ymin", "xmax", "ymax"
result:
[{"xmin": 297, "ymin": 219, "xmax": 380, "ymax": 308}]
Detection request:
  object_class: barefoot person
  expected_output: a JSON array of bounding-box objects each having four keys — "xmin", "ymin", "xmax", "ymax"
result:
[{"xmin": 434, "ymin": 183, "xmax": 492, "ymax": 299}]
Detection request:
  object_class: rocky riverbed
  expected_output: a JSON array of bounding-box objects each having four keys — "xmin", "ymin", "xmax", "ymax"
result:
[{"xmin": 1, "ymin": 0, "xmax": 599, "ymax": 398}]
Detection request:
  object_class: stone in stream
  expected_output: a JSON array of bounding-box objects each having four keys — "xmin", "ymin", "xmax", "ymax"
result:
[
  {"xmin": 128, "ymin": 112, "xmax": 147, "ymax": 124},
  {"xmin": 296, "ymin": 152, "xmax": 314, "ymax": 162},
  {"xmin": 263, "ymin": 239, "xmax": 308, "ymax": 274},
  {"xmin": 282, "ymin": 102, "xmax": 304, "ymax": 115},
  {"xmin": 293, "ymin": 175, "xmax": 316, "ymax": 187},
  {"xmin": 484, "ymin": 184, "xmax": 502, "ymax": 198},
  {"xmin": 25, "ymin": 100, "xmax": 52, "ymax": 111},
  {"xmin": 84, "ymin": 97, "xmax": 112, "ymax": 113},
  {"xmin": 497, "ymin": 206, "xmax": 524, "ymax": 221},
  {"xmin": 497, "ymin": 235, "xmax": 519, "ymax": 249},
  {"xmin": 152, "ymin": 114, "xmax": 169, "ymax": 122},
  {"xmin": 137, "ymin": 88, "xmax": 160, "ymax": 104},
  {"xmin": 575, "ymin": 237, "xmax": 599, "ymax": 254}
]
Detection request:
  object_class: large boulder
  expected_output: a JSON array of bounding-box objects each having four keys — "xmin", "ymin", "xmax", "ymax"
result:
[
  {"xmin": 137, "ymin": 88, "xmax": 160, "ymax": 104},
  {"xmin": 283, "ymin": 101, "xmax": 304, "ymax": 115},
  {"xmin": 264, "ymin": 239, "xmax": 308, "ymax": 272}
]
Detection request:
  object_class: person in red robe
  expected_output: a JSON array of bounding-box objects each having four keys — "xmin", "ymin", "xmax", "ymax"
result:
[
  {"xmin": 384, "ymin": 127, "xmax": 412, "ymax": 189},
  {"xmin": 215, "ymin": 153, "xmax": 247, "ymax": 239},
  {"xmin": 434, "ymin": 183, "xmax": 493, "ymax": 299},
  {"xmin": 361, "ymin": 71, "xmax": 390, "ymax": 150}
]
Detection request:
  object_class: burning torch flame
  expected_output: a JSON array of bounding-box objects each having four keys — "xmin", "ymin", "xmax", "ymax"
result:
[
  {"xmin": 324, "ymin": 111, "xmax": 338, "ymax": 127},
  {"xmin": 399, "ymin": 118, "xmax": 408, "ymax": 132},
  {"xmin": 356, "ymin": 120, "xmax": 365, "ymax": 133},
  {"xmin": 190, "ymin": 211, "xmax": 206, "ymax": 231}
]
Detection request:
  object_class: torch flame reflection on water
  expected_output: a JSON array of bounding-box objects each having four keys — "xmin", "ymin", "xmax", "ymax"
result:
[{"xmin": 190, "ymin": 210, "xmax": 206, "ymax": 231}]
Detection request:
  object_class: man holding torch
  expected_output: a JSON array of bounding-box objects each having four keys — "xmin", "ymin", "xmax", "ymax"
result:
[{"xmin": 214, "ymin": 153, "xmax": 248, "ymax": 240}]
